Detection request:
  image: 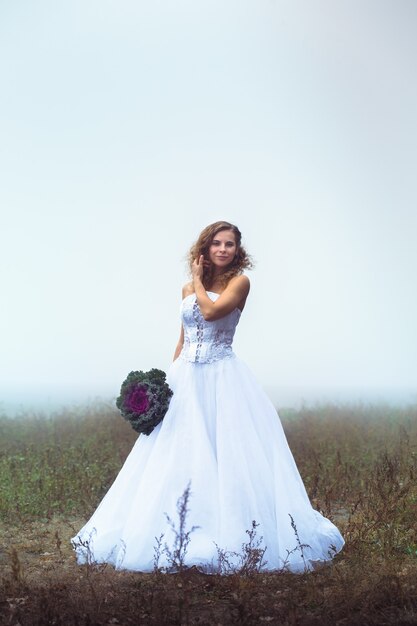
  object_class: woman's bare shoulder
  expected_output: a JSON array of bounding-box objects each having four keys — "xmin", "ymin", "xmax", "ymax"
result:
[
  {"xmin": 182, "ymin": 282, "xmax": 195, "ymax": 299},
  {"xmin": 228, "ymin": 274, "xmax": 250, "ymax": 294}
]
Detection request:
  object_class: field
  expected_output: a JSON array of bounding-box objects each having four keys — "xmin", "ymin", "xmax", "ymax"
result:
[{"xmin": 1, "ymin": 402, "xmax": 417, "ymax": 625}]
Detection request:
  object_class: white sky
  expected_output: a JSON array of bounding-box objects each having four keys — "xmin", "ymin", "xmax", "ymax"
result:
[{"xmin": 1, "ymin": 0, "xmax": 416, "ymax": 413}]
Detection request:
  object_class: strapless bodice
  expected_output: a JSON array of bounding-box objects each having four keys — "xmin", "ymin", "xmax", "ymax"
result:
[{"xmin": 179, "ymin": 291, "xmax": 241, "ymax": 364}]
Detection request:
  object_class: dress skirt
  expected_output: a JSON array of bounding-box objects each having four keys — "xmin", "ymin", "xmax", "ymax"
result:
[{"xmin": 72, "ymin": 355, "xmax": 344, "ymax": 573}]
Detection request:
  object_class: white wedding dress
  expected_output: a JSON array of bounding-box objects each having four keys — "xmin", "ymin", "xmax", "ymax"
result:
[{"xmin": 72, "ymin": 291, "xmax": 344, "ymax": 573}]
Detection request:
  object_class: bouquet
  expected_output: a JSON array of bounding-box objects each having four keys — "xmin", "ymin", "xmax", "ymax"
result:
[{"xmin": 116, "ymin": 368, "xmax": 173, "ymax": 435}]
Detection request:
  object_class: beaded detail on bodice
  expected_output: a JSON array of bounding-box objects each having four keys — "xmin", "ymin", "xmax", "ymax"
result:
[{"xmin": 179, "ymin": 292, "xmax": 241, "ymax": 364}]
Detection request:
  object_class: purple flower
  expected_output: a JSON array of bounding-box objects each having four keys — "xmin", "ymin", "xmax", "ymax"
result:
[
  {"xmin": 117, "ymin": 368, "xmax": 173, "ymax": 435},
  {"xmin": 124, "ymin": 384, "xmax": 150, "ymax": 414}
]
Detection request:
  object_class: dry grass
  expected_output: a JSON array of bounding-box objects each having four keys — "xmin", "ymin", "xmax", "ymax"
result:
[{"xmin": 1, "ymin": 401, "xmax": 417, "ymax": 624}]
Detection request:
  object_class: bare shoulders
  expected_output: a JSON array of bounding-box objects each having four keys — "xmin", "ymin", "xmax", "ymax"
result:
[
  {"xmin": 230, "ymin": 274, "xmax": 250, "ymax": 288},
  {"xmin": 182, "ymin": 282, "xmax": 195, "ymax": 299},
  {"xmin": 226, "ymin": 274, "xmax": 250, "ymax": 295},
  {"xmin": 182, "ymin": 275, "xmax": 250, "ymax": 300}
]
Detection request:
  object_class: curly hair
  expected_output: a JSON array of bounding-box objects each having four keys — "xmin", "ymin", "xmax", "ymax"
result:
[{"xmin": 187, "ymin": 221, "xmax": 254, "ymax": 289}]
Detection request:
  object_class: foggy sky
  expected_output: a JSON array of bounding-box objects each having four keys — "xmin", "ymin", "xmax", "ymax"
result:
[{"xmin": 1, "ymin": 0, "xmax": 416, "ymax": 413}]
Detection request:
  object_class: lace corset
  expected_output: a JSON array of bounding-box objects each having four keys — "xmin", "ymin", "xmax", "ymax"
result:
[{"xmin": 179, "ymin": 291, "xmax": 241, "ymax": 364}]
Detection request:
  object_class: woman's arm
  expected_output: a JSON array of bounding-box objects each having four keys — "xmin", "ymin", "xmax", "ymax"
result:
[
  {"xmin": 172, "ymin": 284, "xmax": 192, "ymax": 361},
  {"xmin": 192, "ymin": 257, "xmax": 250, "ymax": 321},
  {"xmin": 173, "ymin": 324, "xmax": 184, "ymax": 361}
]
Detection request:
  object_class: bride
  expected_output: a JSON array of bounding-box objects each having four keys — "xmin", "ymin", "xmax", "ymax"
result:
[{"xmin": 72, "ymin": 221, "xmax": 344, "ymax": 573}]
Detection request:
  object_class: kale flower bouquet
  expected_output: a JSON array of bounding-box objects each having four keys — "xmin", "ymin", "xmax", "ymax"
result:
[{"xmin": 116, "ymin": 368, "xmax": 173, "ymax": 435}]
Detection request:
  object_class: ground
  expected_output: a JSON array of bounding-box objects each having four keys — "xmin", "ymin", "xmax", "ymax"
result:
[{"xmin": 1, "ymin": 403, "xmax": 417, "ymax": 625}]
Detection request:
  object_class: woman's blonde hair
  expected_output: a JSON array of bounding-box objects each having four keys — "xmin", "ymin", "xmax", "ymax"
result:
[{"xmin": 187, "ymin": 221, "xmax": 254, "ymax": 289}]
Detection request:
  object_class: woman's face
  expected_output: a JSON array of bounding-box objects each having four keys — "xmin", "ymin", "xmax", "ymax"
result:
[{"xmin": 208, "ymin": 229, "xmax": 237, "ymax": 270}]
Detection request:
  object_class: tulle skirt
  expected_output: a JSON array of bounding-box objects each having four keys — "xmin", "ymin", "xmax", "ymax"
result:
[{"xmin": 72, "ymin": 355, "xmax": 344, "ymax": 573}]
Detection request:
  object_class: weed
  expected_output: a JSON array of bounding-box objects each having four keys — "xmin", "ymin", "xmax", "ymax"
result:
[
  {"xmin": 160, "ymin": 482, "xmax": 200, "ymax": 573},
  {"xmin": 215, "ymin": 520, "xmax": 268, "ymax": 576},
  {"xmin": 7, "ymin": 548, "xmax": 24, "ymax": 584},
  {"xmin": 284, "ymin": 514, "xmax": 311, "ymax": 572},
  {"xmin": 1, "ymin": 402, "xmax": 417, "ymax": 624}
]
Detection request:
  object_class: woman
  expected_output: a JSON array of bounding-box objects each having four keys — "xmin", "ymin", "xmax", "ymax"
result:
[{"xmin": 72, "ymin": 221, "xmax": 344, "ymax": 573}]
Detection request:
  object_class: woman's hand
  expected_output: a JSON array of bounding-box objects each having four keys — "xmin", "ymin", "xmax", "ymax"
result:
[{"xmin": 191, "ymin": 255, "xmax": 209, "ymax": 282}]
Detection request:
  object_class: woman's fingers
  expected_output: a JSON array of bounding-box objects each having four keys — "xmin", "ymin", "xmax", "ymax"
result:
[{"xmin": 192, "ymin": 256, "xmax": 210, "ymax": 278}]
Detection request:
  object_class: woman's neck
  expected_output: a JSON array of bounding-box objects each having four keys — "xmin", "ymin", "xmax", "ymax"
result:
[{"xmin": 208, "ymin": 276, "xmax": 226, "ymax": 292}]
